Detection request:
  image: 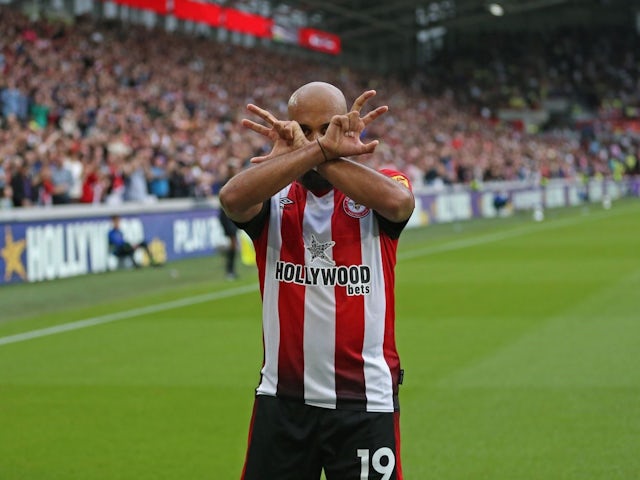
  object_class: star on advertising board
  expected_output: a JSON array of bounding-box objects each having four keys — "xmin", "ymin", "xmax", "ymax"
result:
[{"xmin": 1, "ymin": 226, "xmax": 27, "ymax": 281}]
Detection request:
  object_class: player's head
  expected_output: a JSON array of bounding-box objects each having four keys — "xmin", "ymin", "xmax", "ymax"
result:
[
  {"xmin": 288, "ymin": 82, "xmax": 347, "ymax": 142},
  {"xmin": 288, "ymin": 82, "xmax": 347, "ymax": 191}
]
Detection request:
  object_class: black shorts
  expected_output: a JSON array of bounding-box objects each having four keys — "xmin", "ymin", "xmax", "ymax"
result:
[
  {"xmin": 113, "ymin": 243, "xmax": 134, "ymax": 256},
  {"xmin": 241, "ymin": 395, "xmax": 402, "ymax": 480}
]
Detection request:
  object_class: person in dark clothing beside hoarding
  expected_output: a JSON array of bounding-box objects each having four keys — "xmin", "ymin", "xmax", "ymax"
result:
[{"xmin": 108, "ymin": 215, "xmax": 160, "ymax": 268}]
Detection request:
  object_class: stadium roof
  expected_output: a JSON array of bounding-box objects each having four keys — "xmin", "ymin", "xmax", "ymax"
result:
[{"xmin": 285, "ymin": 0, "xmax": 635, "ymax": 64}]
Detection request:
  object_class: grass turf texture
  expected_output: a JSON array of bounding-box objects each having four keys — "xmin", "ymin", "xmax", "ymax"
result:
[{"xmin": 1, "ymin": 199, "xmax": 639, "ymax": 479}]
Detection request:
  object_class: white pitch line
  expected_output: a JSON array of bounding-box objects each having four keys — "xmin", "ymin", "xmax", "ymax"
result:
[
  {"xmin": 0, "ymin": 284, "xmax": 257, "ymax": 347},
  {"xmin": 0, "ymin": 205, "xmax": 628, "ymax": 347}
]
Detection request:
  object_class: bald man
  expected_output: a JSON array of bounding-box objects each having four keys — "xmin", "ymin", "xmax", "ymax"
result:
[{"xmin": 220, "ymin": 82, "xmax": 414, "ymax": 480}]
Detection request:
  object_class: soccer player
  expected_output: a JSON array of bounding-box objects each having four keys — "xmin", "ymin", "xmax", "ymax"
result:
[
  {"xmin": 219, "ymin": 82, "xmax": 415, "ymax": 480},
  {"xmin": 218, "ymin": 161, "xmax": 241, "ymax": 280}
]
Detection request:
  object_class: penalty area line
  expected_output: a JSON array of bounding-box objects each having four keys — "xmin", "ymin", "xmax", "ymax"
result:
[{"xmin": 0, "ymin": 284, "xmax": 258, "ymax": 347}]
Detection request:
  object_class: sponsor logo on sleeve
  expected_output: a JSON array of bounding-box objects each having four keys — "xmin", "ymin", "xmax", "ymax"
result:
[{"xmin": 391, "ymin": 174, "xmax": 410, "ymax": 189}]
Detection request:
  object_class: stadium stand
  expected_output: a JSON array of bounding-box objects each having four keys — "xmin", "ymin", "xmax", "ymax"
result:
[{"xmin": 0, "ymin": 3, "xmax": 638, "ymax": 209}]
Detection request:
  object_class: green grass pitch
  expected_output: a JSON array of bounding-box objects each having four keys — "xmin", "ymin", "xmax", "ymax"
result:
[{"xmin": 1, "ymin": 199, "xmax": 639, "ymax": 479}]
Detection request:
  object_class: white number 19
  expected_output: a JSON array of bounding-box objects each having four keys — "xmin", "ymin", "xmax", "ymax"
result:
[{"xmin": 357, "ymin": 447, "xmax": 395, "ymax": 480}]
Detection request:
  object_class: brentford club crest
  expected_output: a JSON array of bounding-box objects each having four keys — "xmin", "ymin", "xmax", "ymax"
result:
[{"xmin": 343, "ymin": 197, "xmax": 370, "ymax": 218}]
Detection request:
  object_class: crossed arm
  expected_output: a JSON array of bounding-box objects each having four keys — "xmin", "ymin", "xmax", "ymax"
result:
[{"xmin": 219, "ymin": 90, "xmax": 415, "ymax": 224}]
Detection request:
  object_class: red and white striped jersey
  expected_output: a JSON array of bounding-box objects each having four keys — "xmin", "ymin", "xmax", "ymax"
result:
[{"xmin": 240, "ymin": 169, "xmax": 411, "ymax": 413}]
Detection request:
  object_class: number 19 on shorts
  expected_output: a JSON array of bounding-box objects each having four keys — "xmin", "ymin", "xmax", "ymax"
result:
[{"xmin": 357, "ymin": 447, "xmax": 396, "ymax": 479}]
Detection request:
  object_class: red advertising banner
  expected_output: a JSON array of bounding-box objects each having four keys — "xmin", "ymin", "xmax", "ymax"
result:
[
  {"xmin": 174, "ymin": 0, "xmax": 221, "ymax": 26},
  {"xmin": 104, "ymin": 1, "xmax": 341, "ymax": 54},
  {"xmin": 223, "ymin": 9, "xmax": 273, "ymax": 38},
  {"xmin": 112, "ymin": 0, "xmax": 167, "ymax": 14},
  {"xmin": 298, "ymin": 28, "xmax": 341, "ymax": 55}
]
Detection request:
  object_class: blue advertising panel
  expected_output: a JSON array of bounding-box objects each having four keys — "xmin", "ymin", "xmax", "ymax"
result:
[{"xmin": 0, "ymin": 208, "xmax": 225, "ymax": 285}]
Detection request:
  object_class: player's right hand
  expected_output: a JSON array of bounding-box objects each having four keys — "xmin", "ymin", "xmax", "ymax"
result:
[{"xmin": 242, "ymin": 104, "xmax": 307, "ymax": 164}]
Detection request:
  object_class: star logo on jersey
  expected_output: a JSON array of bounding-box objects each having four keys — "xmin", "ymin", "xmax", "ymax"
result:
[
  {"xmin": 279, "ymin": 197, "xmax": 294, "ymax": 209},
  {"xmin": 305, "ymin": 234, "xmax": 336, "ymax": 265}
]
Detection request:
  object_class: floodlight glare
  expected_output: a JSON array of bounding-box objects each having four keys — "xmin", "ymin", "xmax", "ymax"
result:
[{"xmin": 488, "ymin": 3, "xmax": 504, "ymax": 16}]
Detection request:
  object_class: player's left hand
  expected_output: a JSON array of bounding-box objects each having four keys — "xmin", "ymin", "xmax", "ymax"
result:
[{"xmin": 319, "ymin": 90, "xmax": 388, "ymax": 160}]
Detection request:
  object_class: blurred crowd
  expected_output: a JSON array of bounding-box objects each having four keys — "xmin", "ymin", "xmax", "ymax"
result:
[{"xmin": 1, "ymin": 6, "xmax": 639, "ymax": 209}]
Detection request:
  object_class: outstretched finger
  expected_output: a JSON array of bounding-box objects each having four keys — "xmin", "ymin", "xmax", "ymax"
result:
[
  {"xmin": 350, "ymin": 90, "xmax": 376, "ymax": 113},
  {"xmin": 274, "ymin": 121, "xmax": 295, "ymax": 142},
  {"xmin": 242, "ymin": 118, "xmax": 272, "ymax": 137},
  {"xmin": 332, "ymin": 114, "xmax": 354, "ymax": 137},
  {"xmin": 246, "ymin": 104, "xmax": 280, "ymax": 126},
  {"xmin": 345, "ymin": 111, "xmax": 363, "ymax": 137},
  {"xmin": 362, "ymin": 105, "xmax": 389, "ymax": 126},
  {"xmin": 361, "ymin": 139, "xmax": 380, "ymax": 154}
]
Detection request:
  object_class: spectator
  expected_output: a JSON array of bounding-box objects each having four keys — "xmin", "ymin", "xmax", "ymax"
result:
[
  {"xmin": 80, "ymin": 158, "xmax": 108, "ymax": 204},
  {"xmin": 49, "ymin": 152, "xmax": 74, "ymax": 205},
  {"xmin": 103, "ymin": 152, "xmax": 126, "ymax": 205},
  {"xmin": 0, "ymin": 158, "xmax": 7, "ymax": 198},
  {"xmin": 33, "ymin": 163, "xmax": 55, "ymax": 206},
  {"xmin": 63, "ymin": 146, "xmax": 85, "ymax": 203},
  {"xmin": 10, "ymin": 157, "xmax": 35, "ymax": 207},
  {"xmin": 0, "ymin": 184, "xmax": 13, "ymax": 210},
  {"xmin": 123, "ymin": 149, "xmax": 153, "ymax": 203},
  {"xmin": 1, "ymin": 79, "xmax": 28, "ymax": 121},
  {"xmin": 147, "ymin": 153, "xmax": 170, "ymax": 199},
  {"xmin": 168, "ymin": 160, "xmax": 193, "ymax": 198},
  {"xmin": 107, "ymin": 215, "xmax": 160, "ymax": 268}
]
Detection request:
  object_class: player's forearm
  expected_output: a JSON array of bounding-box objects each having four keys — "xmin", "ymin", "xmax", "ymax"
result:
[
  {"xmin": 317, "ymin": 158, "xmax": 415, "ymax": 222},
  {"xmin": 219, "ymin": 141, "xmax": 325, "ymax": 222}
]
